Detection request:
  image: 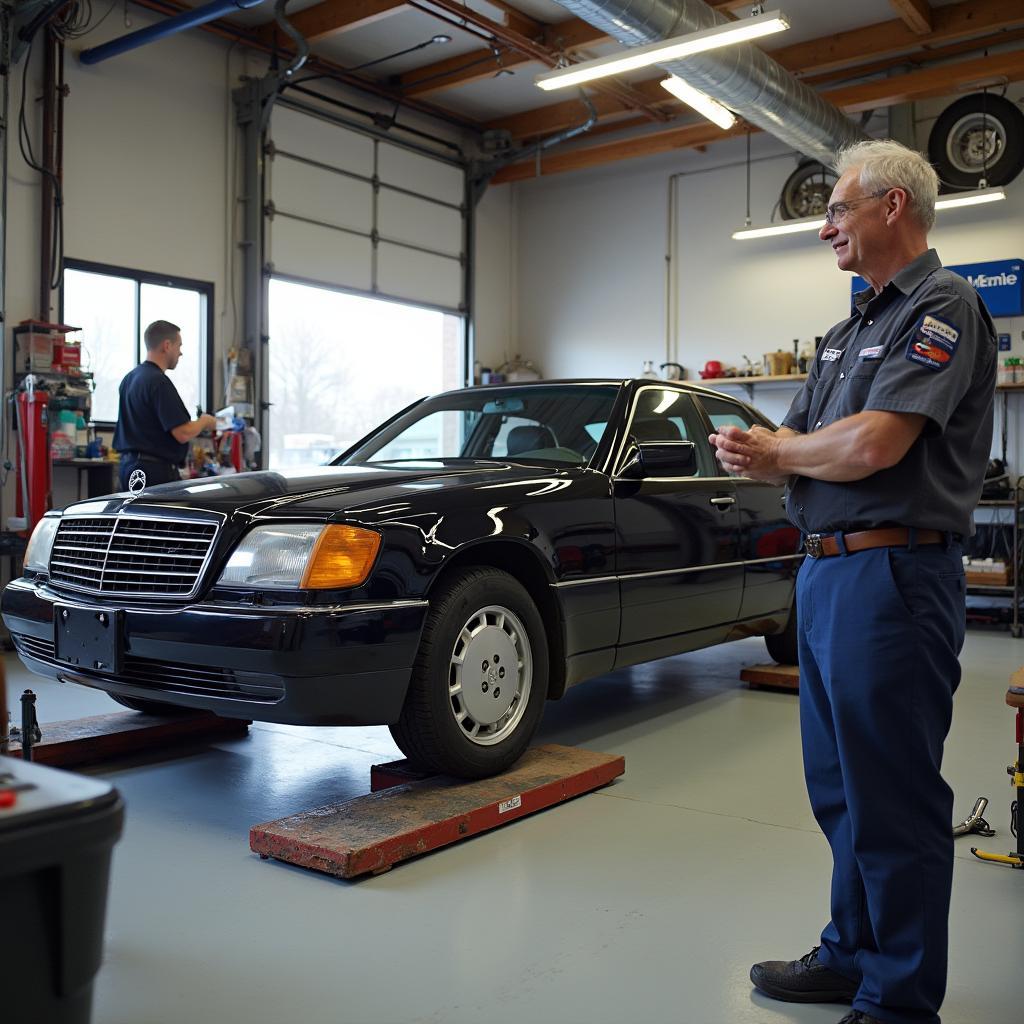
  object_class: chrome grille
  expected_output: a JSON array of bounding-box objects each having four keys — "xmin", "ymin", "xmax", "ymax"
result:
[
  {"xmin": 49, "ymin": 515, "xmax": 219, "ymax": 598},
  {"xmin": 12, "ymin": 634, "xmax": 283, "ymax": 703}
]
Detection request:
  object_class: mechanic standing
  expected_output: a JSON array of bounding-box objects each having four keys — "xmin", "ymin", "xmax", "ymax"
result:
[
  {"xmin": 113, "ymin": 320, "xmax": 217, "ymax": 490},
  {"xmin": 710, "ymin": 140, "xmax": 996, "ymax": 1024}
]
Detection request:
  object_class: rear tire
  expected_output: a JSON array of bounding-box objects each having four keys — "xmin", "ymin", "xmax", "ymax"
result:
[
  {"xmin": 108, "ymin": 693, "xmax": 192, "ymax": 715},
  {"xmin": 390, "ymin": 567, "xmax": 548, "ymax": 779},
  {"xmin": 765, "ymin": 604, "xmax": 799, "ymax": 665}
]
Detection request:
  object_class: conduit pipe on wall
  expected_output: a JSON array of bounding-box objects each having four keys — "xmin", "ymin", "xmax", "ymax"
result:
[
  {"xmin": 551, "ymin": 0, "xmax": 869, "ymax": 167},
  {"xmin": 79, "ymin": 0, "xmax": 266, "ymax": 65}
]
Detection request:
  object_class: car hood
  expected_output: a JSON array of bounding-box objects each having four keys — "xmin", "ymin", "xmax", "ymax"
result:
[{"xmin": 68, "ymin": 461, "xmax": 581, "ymax": 520}]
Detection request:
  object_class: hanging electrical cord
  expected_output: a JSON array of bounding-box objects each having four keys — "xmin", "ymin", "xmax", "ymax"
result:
[
  {"xmin": 290, "ymin": 35, "xmax": 453, "ymax": 88},
  {"xmin": 18, "ymin": 35, "xmax": 65, "ymax": 294}
]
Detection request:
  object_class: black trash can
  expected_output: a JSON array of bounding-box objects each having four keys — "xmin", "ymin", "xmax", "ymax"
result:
[{"xmin": 0, "ymin": 756, "xmax": 124, "ymax": 1024}]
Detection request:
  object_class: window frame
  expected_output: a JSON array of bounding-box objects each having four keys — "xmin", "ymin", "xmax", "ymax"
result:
[{"xmin": 61, "ymin": 258, "xmax": 215, "ymax": 428}]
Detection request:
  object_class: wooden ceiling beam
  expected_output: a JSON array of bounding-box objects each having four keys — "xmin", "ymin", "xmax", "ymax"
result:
[
  {"xmin": 255, "ymin": 0, "xmax": 407, "ymax": 46},
  {"xmin": 489, "ymin": 44, "xmax": 1024, "ymax": 183},
  {"xmin": 889, "ymin": 0, "xmax": 933, "ymax": 35},
  {"xmin": 399, "ymin": 20, "xmax": 607, "ymax": 98},
  {"xmin": 822, "ymin": 46, "xmax": 1024, "ymax": 112},
  {"xmin": 772, "ymin": 0, "xmax": 1024, "ymax": 75},
  {"xmin": 490, "ymin": 121, "xmax": 748, "ymax": 185}
]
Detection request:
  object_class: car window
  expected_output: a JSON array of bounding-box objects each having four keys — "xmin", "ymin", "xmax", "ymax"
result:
[
  {"xmin": 622, "ymin": 387, "xmax": 715, "ymax": 476},
  {"xmin": 341, "ymin": 386, "xmax": 619, "ymax": 467},
  {"xmin": 699, "ymin": 394, "xmax": 758, "ymax": 432}
]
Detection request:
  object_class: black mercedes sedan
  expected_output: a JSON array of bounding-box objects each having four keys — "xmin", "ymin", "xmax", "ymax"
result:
[{"xmin": 3, "ymin": 379, "xmax": 801, "ymax": 778}]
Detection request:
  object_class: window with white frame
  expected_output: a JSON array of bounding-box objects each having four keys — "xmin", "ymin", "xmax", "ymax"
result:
[{"xmin": 62, "ymin": 261, "xmax": 212, "ymax": 424}]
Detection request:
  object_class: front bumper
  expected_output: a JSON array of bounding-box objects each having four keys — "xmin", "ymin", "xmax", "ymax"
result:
[{"xmin": 2, "ymin": 579, "xmax": 428, "ymax": 726}]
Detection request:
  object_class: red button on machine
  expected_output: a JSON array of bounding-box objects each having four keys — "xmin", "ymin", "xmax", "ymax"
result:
[{"xmin": 0, "ymin": 790, "xmax": 17, "ymax": 808}]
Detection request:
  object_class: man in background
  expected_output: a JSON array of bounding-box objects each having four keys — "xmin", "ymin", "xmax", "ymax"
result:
[{"xmin": 113, "ymin": 319, "xmax": 216, "ymax": 490}]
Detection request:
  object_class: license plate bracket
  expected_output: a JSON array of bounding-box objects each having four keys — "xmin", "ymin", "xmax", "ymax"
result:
[{"xmin": 54, "ymin": 605, "xmax": 122, "ymax": 674}]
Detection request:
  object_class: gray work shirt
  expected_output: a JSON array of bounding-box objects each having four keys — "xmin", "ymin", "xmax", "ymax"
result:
[{"xmin": 782, "ymin": 249, "xmax": 996, "ymax": 538}]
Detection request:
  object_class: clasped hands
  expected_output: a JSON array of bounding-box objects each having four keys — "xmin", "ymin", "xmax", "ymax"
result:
[{"xmin": 708, "ymin": 424, "xmax": 784, "ymax": 482}]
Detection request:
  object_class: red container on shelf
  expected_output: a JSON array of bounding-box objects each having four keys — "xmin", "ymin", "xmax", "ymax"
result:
[{"xmin": 52, "ymin": 343, "xmax": 81, "ymax": 371}]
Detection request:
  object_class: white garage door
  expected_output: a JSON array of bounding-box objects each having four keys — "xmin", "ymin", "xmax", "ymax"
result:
[{"xmin": 266, "ymin": 101, "xmax": 467, "ymax": 313}]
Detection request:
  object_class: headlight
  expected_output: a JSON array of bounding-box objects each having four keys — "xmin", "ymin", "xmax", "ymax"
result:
[
  {"xmin": 217, "ymin": 524, "xmax": 381, "ymax": 590},
  {"xmin": 24, "ymin": 516, "xmax": 61, "ymax": 574}
]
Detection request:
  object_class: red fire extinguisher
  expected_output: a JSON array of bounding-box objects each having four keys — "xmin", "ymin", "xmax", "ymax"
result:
[{"xmin": 15, "ymin": 389, "xmax": 53, "ymax": 533}]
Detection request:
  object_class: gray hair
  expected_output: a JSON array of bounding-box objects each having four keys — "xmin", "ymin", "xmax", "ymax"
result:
[{"xmin": 833, "ymin": 140, "xmax": 939, "ymax": 231}]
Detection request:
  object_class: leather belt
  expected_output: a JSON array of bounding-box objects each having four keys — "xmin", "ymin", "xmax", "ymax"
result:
[{"xmin": 803, "ymin": 528, "xmax": 947, "ymax": 559}]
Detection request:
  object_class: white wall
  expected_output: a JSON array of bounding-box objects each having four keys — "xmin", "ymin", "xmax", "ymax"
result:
[
  {"xmin": 473, "ymin": 182, "xmax": 517, "ymax": 374},
  {"xmin": 509, "ymin": 89, "xmax": 1024, "ymax": 466}
]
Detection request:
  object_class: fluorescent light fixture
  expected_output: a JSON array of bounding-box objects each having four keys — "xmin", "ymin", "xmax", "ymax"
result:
[
  {"xmin": 535, "ymin": 10, "xmax": 790, "ymax": 92},
  {"xmin": 733, "ymin": 187, "xmax": 1008, "ymax": 240},
  {"xmin": 732, "ymin": 215, "xmax": 824, "ymax": 240},
  {"xmin": 935, "ymin": 186, "xmax": 1006, "ymax": 210},
  {"xmin": 661, "ymin": 75, "xmax": 736, "ymax": 130}
]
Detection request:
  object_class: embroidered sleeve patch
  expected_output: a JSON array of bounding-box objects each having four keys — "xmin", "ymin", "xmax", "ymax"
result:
[{"xmin": 906, "ymin": 313, "xmax": 960, "ymax": 371}]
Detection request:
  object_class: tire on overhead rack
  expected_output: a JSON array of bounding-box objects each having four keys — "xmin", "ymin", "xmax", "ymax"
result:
[
  {"xmin": 928, "ymin": 93, "xmax": 1024, "ymax": 192},
  {"xmin": 779, "ymin": 159, "xmax": 838, "ymax": 220}
]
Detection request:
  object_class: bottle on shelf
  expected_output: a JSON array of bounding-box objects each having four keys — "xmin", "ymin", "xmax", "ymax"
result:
[{"xmin": 641, "ymin": 360, "xmax": 660, "ymax": 379}]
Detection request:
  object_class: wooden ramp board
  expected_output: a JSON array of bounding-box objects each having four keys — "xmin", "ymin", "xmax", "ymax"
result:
[
  {"xmin": 741, "ymin": 663, "xmax": 800, "ymax": 692},
  {"xmin": 251, "ymin": 744, "xmax": 625, "ymax": 880},
  {"xmin": 369, "ymin": 758, "xmax": 435, "ymax": 792},
  {"xmin": 3, "ymin": 711, "xmax": 250, "ymax": 767}
]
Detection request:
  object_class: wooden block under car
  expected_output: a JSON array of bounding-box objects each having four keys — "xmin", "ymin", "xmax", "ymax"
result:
[
  {"xmin": 250, "ymin": 744, "xmax": 626, "ymax": 880},
  {"xmin": 369, "ymin": 757, "xmax": 436, "ymax": 792},
  {"xmin": 3, "ymin": 711, "xmax": 250, "ymax": 767},
  {"xmin": 741, "ymin": 662, "xmax": 800, "ymax": 692}
]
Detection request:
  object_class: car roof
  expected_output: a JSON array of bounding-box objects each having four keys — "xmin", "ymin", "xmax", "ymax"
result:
[{"xmin": 448, "ymin": 379, "xmax": 753, "ymax": 400}]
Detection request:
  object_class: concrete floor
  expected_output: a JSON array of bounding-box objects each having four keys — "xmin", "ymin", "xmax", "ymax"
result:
[{"xmin": 6, "ymin": 631, "xmax": 1022, "ymax": 1024}]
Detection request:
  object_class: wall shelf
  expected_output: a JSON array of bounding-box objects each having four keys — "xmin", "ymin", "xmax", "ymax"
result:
[{"xmin": 698, "ymin": 373, "xmax": 808, "ymax": 400}]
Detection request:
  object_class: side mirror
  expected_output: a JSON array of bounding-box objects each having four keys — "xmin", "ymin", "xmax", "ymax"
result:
[{"xmin": 619, "ymin": 440, "xmax": 698, "ymax": 479}]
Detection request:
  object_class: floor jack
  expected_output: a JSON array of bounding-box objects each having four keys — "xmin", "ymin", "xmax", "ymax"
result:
[{"xmin": 970, "ymin": 684, "xmax": 1024, "ymax": 869}]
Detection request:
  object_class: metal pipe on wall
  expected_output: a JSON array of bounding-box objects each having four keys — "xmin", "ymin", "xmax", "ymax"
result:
[{"xmin": 80, "ymin": 0, "xmax": 266, "ymax": 65}]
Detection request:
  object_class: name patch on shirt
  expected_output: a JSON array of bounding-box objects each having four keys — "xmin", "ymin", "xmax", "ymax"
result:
[
  {"xmin": 821, "ymin": 347, "xmax": 844, "ymax": 362},
  {"xmin": 858, "ymin": 345, "xmax": 884, "ymax": 361},
  {"xmin": 906, "ymin": 313, "xmax": 960, "ymax": 371}
]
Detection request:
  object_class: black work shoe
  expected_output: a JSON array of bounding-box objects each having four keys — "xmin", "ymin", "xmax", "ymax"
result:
[
  {"xmin": 749, "ymin": 946, "xmax": 859, "ymax": 1004},
  {"xmin": 836, "ymin": 1013, "xmax": 885, "ymax": 1024}
]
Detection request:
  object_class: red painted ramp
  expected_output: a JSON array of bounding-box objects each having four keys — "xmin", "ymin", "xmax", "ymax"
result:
[{"xmin": 250, "ymin": 744, "xmax": 625, "ymax": 879}]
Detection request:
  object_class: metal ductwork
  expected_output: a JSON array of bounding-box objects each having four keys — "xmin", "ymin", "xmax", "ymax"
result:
[{"xmin": 550, "ymin": 0, "xmax": 869, "ymax": 167}]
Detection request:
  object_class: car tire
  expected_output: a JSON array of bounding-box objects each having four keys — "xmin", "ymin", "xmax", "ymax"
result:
[
  {"xmin": 108, "ymin": 694, "xmax": 192, "ymax": 715},
  {"xmin": 390, "ymin": 567, "xmax": 549, "ymax": 779},
  {"xmin": 928, "ymin": 93, "xmax": 1024, "ymax": 192},
  {"xmin": 765, "ymin": 604, "xmax": 799, "ymax": 666}
]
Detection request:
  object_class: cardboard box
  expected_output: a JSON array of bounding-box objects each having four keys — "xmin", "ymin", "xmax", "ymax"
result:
[
  {"xmin": 226, "ymin": 375, "xmax": 252, "ymax": 403},
  {"xmin": 52, "ymin": 343, "xmax": 81, "ymax": 370}
]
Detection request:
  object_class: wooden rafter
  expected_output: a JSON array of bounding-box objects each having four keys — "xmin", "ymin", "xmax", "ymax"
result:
[
  {"xmin": 489, "ymin": 45, "xmax": 1024, "ymax": 183},
  {"xmin": 398, "ymin": 19, "xmax": 607, "ymax": 98},
  {"xmin": 889, "ymin": 0, "xmax": 933, "ymax": 35},
  {"xmin": 773, "ymin": 0, "xmax": 1023, "ymax": 75},
  {"xmin": 255, "ymin": 0, "xmax": 407, "ymax": 46}
]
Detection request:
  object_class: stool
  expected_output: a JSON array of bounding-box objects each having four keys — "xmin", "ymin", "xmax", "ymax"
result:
[{"xmin": 971, "ymin": 683, "xmax": 1024, "ymax": 868}]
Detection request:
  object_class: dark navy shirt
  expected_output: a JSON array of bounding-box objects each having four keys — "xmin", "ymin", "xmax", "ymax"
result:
[
  {"xmin": 112, "ymin": 361, "xmax": 190, "ymax": 464},
  {"xmin": 782, "ymin": 249, "xmax": 996, "ymax": 538}
]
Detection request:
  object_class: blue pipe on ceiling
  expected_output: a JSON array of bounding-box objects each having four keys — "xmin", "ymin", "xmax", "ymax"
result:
[{"xmin": 80, "ymin": 0, "xmax": 267, "ymax": 65}]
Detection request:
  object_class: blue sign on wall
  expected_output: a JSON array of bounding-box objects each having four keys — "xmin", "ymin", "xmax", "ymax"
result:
[{"xmin": 852, "ymin": 258, "xmax": 1024, "ymax": 317}]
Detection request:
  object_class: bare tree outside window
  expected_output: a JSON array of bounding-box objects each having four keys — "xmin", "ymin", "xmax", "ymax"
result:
[{"xmin": 268, "ymin": 279, "xmax": 464, "ymax": 469}]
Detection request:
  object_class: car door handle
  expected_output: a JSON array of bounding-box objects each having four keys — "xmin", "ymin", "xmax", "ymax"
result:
[{"xmin": 709, "ymin": 496, "xmax": 736, "ymax": 507}]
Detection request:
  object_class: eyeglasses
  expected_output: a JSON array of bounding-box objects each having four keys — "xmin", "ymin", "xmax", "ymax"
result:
[{"xmin": 824, "ymin": 189, "xmax": 890, "ymax": 226}]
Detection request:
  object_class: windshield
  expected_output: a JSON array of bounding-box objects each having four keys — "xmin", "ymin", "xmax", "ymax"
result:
[{"xmin": 338, "ymin": 385, "xmax": 621, "ymax": 467}]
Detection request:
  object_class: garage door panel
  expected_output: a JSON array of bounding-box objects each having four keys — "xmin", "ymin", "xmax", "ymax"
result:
[
  {"xmin": 272, "ymin": 108, "xmax": 374, "ymax": 178},
  {"xmin": 378, "ymin": 145, "xmax": 463, "ymax": 205},
  {"xmin": 268, "ymin": 101, "xmax": 465, "ymax": 311},
  {"xmin": 377, "ymin": 243, "xmax": 462, "ymax": 311},
  {"xmin": 378, "ymin": 192, "xmax": 462, "ymax": 256},
  {"xmin": 274, "ymin": 161, "xmax": 373, "ymax": 235},
  {"xmin": 272, "ymin": 218, "xmax": 373, "ymax": 293}
]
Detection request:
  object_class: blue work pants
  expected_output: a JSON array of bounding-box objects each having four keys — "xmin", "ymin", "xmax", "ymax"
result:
[{"xmin": 797, "ymin": 538, "xmax": 965, "ymax": 1024}]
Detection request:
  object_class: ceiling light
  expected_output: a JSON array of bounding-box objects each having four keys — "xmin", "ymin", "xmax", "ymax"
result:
[
  {"xmin": 732, "ymin": 186, "xmax": 1008, "ymax": 240},
  {"xmin": 661, "ymin": 75, "xmax": 736, "ymax": 130},
  {"xmin": 732, "ymin": 216, "xmax": 824, "ymax": 240},
  {"xmin": 934, "ymin": 186, "xmax": 1006, "ymax": 210},
  {"xmin": 535, "ymin": 10, "xmax": 790, "ymax": 92},
  {"xmin": 431, "ymin": 35, "xmax": 452, "ymax": 45}
]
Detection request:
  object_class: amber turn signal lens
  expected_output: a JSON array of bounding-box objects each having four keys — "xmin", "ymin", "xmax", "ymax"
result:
[{"xmin": 301, "ymin": 524, "xmax": 381, "ymax": 589}]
